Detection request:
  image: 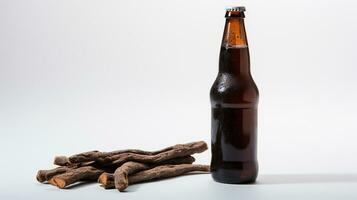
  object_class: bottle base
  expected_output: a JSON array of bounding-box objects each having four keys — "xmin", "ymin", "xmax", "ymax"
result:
[
  {"xmin": 211, "ymin": 162, "xmax": 258, "ymax": 184},
  {"xmin": 212, "ymin": 173, "xmax": 257, "ymax": 184}
]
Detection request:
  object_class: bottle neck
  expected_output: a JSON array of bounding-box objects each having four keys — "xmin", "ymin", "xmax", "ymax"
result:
[
  {"xmin": 222, "ymin": 17, "xmax": 248, "ymax": 48},
  {"xmin": 219, "ymin": 17, "xmax": 250, "ymax": 76}
]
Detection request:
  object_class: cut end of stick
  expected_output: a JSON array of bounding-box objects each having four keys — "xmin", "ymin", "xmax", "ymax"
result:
[
  {"xmin": 98, "ymin": 173, "xmax": 109, "ymax": 185},
  {"xmin": 49, "ymin": 178, "xmax": 66, "ymax": 189},
  {"xmin": 98, "ymin": 173, "xmax": 115, "ymax": 189}
]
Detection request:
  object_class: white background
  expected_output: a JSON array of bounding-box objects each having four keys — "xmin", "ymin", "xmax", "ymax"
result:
[{"xmin": 1, "ymin": 0, "xmax": 357, "ymax": 199}]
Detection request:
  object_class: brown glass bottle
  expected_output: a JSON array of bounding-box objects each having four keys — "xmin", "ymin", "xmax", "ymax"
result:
[{"xmin": 210, "ymin": 7, "xmax": 259, "ymax": 184}]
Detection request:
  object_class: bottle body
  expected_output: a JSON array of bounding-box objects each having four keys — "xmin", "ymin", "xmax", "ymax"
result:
[{"xmin": 210, "ymin": 8, "xmax": 259, "ymax": 184}]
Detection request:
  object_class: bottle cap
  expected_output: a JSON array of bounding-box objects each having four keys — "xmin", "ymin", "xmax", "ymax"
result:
[{"xmin": 225, "ymin": 6, "xmax": 246, "ymax": 12}]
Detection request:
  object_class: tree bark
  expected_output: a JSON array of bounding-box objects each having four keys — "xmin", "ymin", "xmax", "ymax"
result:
[
  {"xmin": 37, "ymin": 167, "xmax": 70, "ymax": 183},
  {"xmin": 100, "ymin": 164, "xmax": 210, "ymax": 191},
  {"xmin": 68, "ymin": 141, "xmax": 206, "ymax": 164},
  {"xmin": 49, "ymin": 166, "xmax": 105, "ymax": 189},
  {"xmin": 113, "ymin": 156, "xmax": 195, "ymax": 191},
  {"xmin": 100, "ymin": 141, "xmax": 207, "ymax": 166}
]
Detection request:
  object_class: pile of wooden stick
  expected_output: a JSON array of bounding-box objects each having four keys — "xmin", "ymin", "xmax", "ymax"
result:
[{"xmin": 36, "ymin": 141, "xmax": 210, "ymax": 192}]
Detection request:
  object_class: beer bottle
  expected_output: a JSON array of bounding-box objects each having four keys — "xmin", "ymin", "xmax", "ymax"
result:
[{"xmin": 210, "ymin": 7, "xmax": 259, "ymax": 184}]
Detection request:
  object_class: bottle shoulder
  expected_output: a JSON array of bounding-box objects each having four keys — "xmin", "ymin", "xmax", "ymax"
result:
[{"xmin": 210, "ymin": 73, "xmax": 259, "ymax": 108}]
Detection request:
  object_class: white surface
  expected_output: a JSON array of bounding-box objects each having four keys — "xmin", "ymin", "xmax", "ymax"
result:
[
  {"xmin": 2, "ymin": 173, "xmax": 357, "ymax": 199},
  {"xmin": 1, "ymin": 0, "xmax": 357, "ymax": 198}
]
